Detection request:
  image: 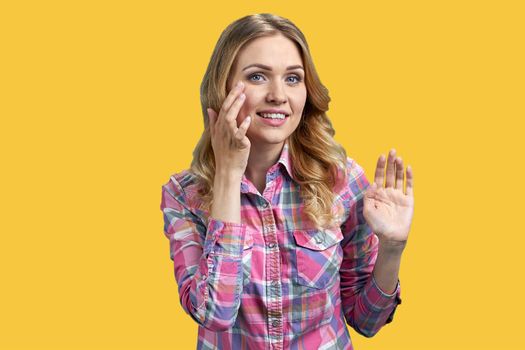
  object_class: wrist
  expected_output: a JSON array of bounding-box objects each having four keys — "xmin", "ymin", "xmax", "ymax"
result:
[
  {"xmin": 378, "ymin": 238, "xmax": 407, "ymax": 255},
  {"xmin": 214, "ymin": 170, "xmax": 243, "ymax": 185}
]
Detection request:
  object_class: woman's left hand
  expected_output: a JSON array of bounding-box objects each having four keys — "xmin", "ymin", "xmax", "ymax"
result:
[{"xmin": 363, "ymin": 149, "xmax": 414, "ymax": 249}]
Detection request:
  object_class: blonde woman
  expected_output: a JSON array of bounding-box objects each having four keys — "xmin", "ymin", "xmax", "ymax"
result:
[{"xmin": 160, "ymin": 13, "xmax": 414, "ymax": 350}]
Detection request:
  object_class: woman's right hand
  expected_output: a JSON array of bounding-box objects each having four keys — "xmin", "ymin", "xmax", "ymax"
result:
[{"xmin": 207, "ymin": 81, "xmax": 252, "ymax": 179}]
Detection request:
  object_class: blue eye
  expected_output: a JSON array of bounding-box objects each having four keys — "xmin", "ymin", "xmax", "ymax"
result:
[
  {"xmin": 247, "ymin": 72, "xmax": 302, "ymax": 84},
  {"xmin": 287, "ymin": 75, "xmax": 302, "ymax": 84},
  {"xmin": 248, "ymin": 73, "xmax": 264, "ymax": 82}
]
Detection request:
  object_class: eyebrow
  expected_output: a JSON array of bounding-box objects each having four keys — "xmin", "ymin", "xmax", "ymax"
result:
[{"xmin": 242, "ymin": 63, "xmax": 304, "ymax": 72}]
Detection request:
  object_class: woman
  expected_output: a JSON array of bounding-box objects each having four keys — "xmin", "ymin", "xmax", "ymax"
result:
[{"xmin": 160, "ymin": 13, "xmax": 414, "ymax": 350}]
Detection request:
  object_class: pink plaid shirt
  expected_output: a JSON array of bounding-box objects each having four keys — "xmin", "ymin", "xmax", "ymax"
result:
[{"xmin": 160, "ymin": 141, "xmax": 402, "ymax": 349}]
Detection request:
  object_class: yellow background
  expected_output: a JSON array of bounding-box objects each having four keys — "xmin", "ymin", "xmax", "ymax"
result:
[{"xmin": 1, "ymin": 1, "xmax": 524, "ymax": 349}]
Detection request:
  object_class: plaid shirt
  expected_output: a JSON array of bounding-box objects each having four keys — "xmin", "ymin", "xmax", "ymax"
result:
[{"xmin": 160, "ymin": 141, "xmax": 402, "ymax": 350}]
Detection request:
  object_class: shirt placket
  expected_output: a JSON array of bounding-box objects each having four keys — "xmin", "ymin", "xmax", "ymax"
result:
[{"xmin": 260, "ymin": 170, "xmax": 283, "ymax": 350}]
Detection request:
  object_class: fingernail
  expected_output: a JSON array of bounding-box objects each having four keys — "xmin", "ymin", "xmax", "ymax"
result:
[
  {"xmin": 246, "ymin": 116, "xmax": 251, "ymax": 123},
  {"xmin": 237, "ymin": 81, "xmax": 243, "ymax": 88},
  {"xmin": 240, "ymin": 93, "xmax": 245, "ymax": 100}
]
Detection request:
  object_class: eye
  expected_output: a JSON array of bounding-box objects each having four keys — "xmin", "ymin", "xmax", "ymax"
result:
[
  {"xmin": 287, "ymin": 75, "xmax": 302, "ymax": 84},
  {"xmin": 248, "ymin": 73, "xmax": 265, "ymax": 82}
]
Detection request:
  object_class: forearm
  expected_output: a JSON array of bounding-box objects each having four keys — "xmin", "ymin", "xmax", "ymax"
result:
[
  {"xmin": 211, "ymin": 171, "xmax": 242, "ymax": 223},
  {"xmin": 372, "ymin": 239, "xmax": 405, "ymax": 294}
]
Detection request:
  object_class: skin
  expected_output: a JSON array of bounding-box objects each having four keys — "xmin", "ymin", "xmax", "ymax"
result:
[
  {"xmin": 365, "ymin": 149, "xmax": 414, "ymax": 244},
  {"xmin": 207, "ymin": 32, "xmax": 415, "ymax": 295},
  {"xmin": 208, "ymin": 33, "xmax": 307, "ymax": 192},
  {"xmin": 366, "ymin": 149, "xmax": 415, "ymax": 294}
]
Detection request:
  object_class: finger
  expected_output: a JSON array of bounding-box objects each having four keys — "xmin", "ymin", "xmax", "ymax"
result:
[
  {"xmin": 225, "ymin": 92, "xmax": 246, "ymax": 122},
  {"xmin": 207, "ymin": 108, "xmax": 217, "ymax": 133},
  {"xmin": 395, "ymin": 157, "xmax": 404, "ymax": 191},
  {"xmin": 374, "ymin": 154, "xmax": 386, "ymax": 187},
  {"xmin": 385, "ymin": 149, "xmax": 396, "ymax": 188},
  {"xmin": 234, "ymin": 116, "xmax": 251, "ymax": 145},
  {"xmin": 220, "ymin": 81, "xmax": 245, "ymax": 120},
  {"xmin": 406, "ymin": 165, "xmax": 414, "ymax": 196}
]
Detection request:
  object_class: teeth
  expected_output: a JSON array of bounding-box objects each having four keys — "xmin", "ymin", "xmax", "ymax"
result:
[{"xmin": 259, "ymin": 113, "xmax": 286, "ymax": 120}]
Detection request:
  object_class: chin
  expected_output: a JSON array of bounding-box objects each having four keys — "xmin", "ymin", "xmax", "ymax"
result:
[{"xmin": 250, "ymin": 134, "xmax": 289, "ymax": 146}]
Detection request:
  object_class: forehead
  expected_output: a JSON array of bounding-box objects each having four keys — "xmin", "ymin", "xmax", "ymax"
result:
[{"xmin": 233, "ymin": 33, "xmax": 303, "ymax": 69}]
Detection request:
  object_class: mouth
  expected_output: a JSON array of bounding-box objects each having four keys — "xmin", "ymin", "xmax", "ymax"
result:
[
  {"xmin": 255, "ymin": 112, "xmax": 289, "ymax": 126},
  {"xmin": 256, "ymin": 112, "xmax": 290, "ymax": 120}
]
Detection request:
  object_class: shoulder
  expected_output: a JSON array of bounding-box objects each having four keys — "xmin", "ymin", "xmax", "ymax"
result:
[
  {"xmin": 345, "ymin": 156, "xmax": 368, "ymax": 183},
  {"xmin": 161, "ymin": 169, "xmax": 203, "ymax": 210},
  {"xmin": 335, "ymin": 156, "xmax": 371, "ymax": 203}
]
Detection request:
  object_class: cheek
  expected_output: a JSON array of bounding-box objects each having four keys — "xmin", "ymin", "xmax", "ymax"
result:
[
  {"xmin": 237, "ymin": 90, "xmax": 259, "ymax": 120},
  {"xmin": 292, "ymin": 89, "xmax": 308, "ymax": 110}
]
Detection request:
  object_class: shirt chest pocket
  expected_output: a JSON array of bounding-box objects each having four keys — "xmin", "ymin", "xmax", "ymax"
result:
[{"xmin": 292, "ymin": 227, "xmax": 344, "ymax": 289}]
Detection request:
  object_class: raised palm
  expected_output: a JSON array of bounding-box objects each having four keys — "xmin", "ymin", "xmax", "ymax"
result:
[{"xmin": 363, "ymin": 149, "xmax": 414, "ymax": 245}]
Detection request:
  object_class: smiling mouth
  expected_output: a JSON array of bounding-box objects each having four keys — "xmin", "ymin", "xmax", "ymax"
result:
[{"xmin": 256, "ymin": 112, "xmax": 289, "ymax": 120}]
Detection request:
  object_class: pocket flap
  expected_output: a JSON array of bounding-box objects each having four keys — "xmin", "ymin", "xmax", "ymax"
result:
[{"xmin": 293, "ymin": 227, "xmax": 343, "ymax": 251}]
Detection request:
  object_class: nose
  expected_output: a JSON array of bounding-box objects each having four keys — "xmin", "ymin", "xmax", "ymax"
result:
[{"xmin": 266, "ymin": 81, "xmax": 287, "ymax": 105}]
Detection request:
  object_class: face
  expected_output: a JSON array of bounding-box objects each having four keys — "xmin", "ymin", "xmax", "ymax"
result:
[{"xmin": 227, "ymin": 33, "xmax": 307, "ymax": 148}]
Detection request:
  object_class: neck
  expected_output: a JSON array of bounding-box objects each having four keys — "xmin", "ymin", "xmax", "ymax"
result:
[{"xmin": 245, "ymin": 141, "xmax": 285, "ymax": 183}]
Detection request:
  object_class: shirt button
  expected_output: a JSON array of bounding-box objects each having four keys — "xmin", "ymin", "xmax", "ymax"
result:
[
  {"xmin": 262, "ymin": 202, "xmax": 269, "ymax": 208},
  {"xmin": 268, "ymin": 242, "xmax": 276, "ymax": 248},
  {"xmin": 271, "ymin": 280, "xmax": 279, "ymax": 287},
  {"xmin": 201, "ymin": 274, "xmax": 207, "ymax": 281},
  {"xmin": 272, "ymin": 319, "xmax": 281, "ymax": 327}
]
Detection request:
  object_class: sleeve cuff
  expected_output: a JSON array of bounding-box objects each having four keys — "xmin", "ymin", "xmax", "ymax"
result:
[
  {"xmin": 372, "ymin": 274, "xmax": 400, "ymax": 297},
  {"xmin": 362, "ymin": 275, "xmax": 402, "ymax": 311}
]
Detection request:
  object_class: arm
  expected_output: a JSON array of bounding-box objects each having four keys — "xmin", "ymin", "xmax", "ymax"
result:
[
  {"xmin": 373, "ymin": 240, "xmax": 404, "ymax": 294},
  {"xmin": 365, "ymin": 149, "xmax": 414, "ymax": 295},
  {"xmin": 160, "ymin": 173, "xmax": 245, "ymax": 331},
  {"xmin": 339, "ymin": 159, "xmax": 402, "ymax": 338}
]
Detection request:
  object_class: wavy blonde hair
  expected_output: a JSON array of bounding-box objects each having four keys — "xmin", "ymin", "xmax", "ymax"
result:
[{"xmin": 191, "ymin": 13, "xmax": 348, "ymax": 229}]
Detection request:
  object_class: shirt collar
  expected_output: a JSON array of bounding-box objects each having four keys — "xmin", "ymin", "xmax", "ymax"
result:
[
  {"xmin": 277, "ymin": 139, "xmax": 295, "ymax": 182},
  {"xmin": 240, "ymin": 139, "xmax": 295, "ymax": 194}
]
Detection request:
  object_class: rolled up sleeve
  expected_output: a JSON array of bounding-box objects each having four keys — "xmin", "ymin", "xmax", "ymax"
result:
[
  {"xmin": 161, "ymin": 176, "xmax": 247, "ymax": 331},
  {"xmin": 339, "ymin": 158, "xmax": 402, "ymax": 338}
]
